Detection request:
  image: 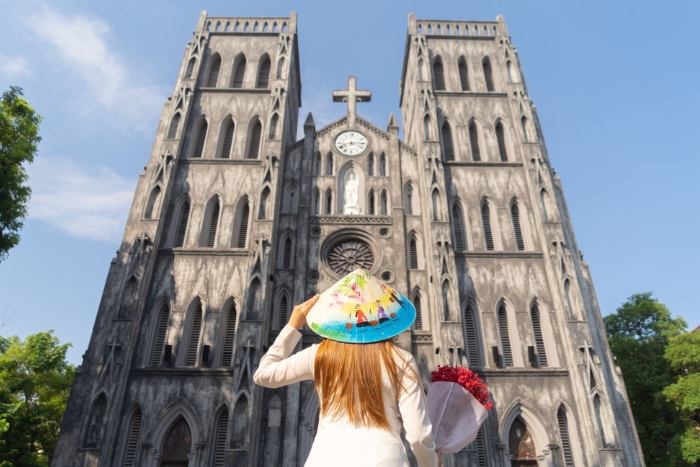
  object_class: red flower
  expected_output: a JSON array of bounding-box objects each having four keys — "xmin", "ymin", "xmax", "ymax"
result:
[{"xmin": 430, "ymin": 365, "xmax": 493, "ymax": 410}]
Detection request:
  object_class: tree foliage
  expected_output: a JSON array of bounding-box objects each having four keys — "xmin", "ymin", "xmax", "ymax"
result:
[
  {"xmin": 664, "ymin": 330, "xmax": 700, "ymax": 465},
  {"xmin": 0, "ymin": 86, "xmax": 41, "ymax": 264},
  {"xmin": 604, "ymin": 292, "xmax": 688, "ymax": 466},
  {"xmin": 0, "ymin": 331, "xmax": 74, "ymax": 466}
]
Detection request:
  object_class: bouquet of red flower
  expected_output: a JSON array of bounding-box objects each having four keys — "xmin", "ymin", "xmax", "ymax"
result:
[{"xmin": 427, "ymin": 366, "xmax": 492, "ymax": 453}]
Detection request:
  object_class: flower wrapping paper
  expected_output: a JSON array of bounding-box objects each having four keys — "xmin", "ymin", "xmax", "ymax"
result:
[{"xmin": 427, "ymin": 381, "xmax": 489, "ymax": 453}]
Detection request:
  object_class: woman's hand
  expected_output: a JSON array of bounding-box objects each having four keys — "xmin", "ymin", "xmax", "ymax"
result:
[{"xmin": 288, "ymin": 295, "xmax": 320, "ymax": 330}]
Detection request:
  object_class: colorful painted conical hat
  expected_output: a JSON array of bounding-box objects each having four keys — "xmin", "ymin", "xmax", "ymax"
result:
[{"xmin": 306, "ymin": 268, "xmax": 416, "ymax": 343}]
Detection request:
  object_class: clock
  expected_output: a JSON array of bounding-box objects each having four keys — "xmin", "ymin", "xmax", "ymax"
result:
[{"xmin": 335, "ymin": 131, "xmax": 368, "ymax": 156}]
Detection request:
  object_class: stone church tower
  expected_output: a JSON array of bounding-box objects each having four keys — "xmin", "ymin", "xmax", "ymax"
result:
[{"xmin": 53, "ymin": 11, "xmax": 645, "ymax": 467}]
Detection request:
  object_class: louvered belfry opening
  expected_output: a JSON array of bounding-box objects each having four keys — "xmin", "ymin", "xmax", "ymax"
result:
[
  {"xmin": 174, "ymin": 199, "xmax": 190, "ymax": 248},
  {"xmin": 413, "ymin": 294, "xmax": 422, "ymax": 330},
  {"xmin": 409, "ymin": 237, "xmax": 418, "ymax": 269},
  {"xmin": 496, "ymin": 121, "xmax": 508, "ymax": 161},
  {"xmin": 235, "ymin": 201, "xmax": 250, "ymax": 248},
  {"xmin": 282, "ymin": 237, "xmax": 292, "ymax": 268},
  {"xmin": 123, "ymin": 407, "xmax": 142, "ymax": 467},
  {"xmin": 184, "ymin": 302, "xmax": 203, "ymax": 366},
  {"xmin": 530, "ymin": 303, "xmax": 548, "ymax": 366},
  {"xmin": 458, "ymin": 58, "xmax": 470, "ymax": 91},
  {"xmin": 442, "ymin": 122, "xmax": 455, "ymax": 161},
  {"xmin": 247, "ymin": 120, "xmax": 262, "ymax": 159},
  {"xmin": 497, "ymin": 304, "xmax": 514, "ymax": 367},
  {"xmin": 464, "ymin": 304, "xmax": 480, "ymax": 366},
  {"xmin": 558, "ymin": 407, "xmax": 575, "ymax": 466},
  {"xmin": 469, "ymin": 122, "xmax": 481, "ymax": 161},
  {"xmin": 150, "ymin": 304, "xmax": 170, "ymax": 366},
  {"xmin": 451, "ymin": 203, "xmax": 466, "ymax": 251},
  {"xmin": 207, "ymin": 55, "xmax": 221, "ymax": 87},
  {"xmin": 213, "ymin": 408, "xmax": 229, "ymax": 467},
  {"xmin": 205, "ymin": 199, "xmax": 220, "ymax": 247},
  {"xmin": 475, "ymin": 428, "xmax": 487, "ymax": 467},
  {"xmin": 256, "ymin": 56, "xmax": 271, "ymax": 88},
  {"xmin": 279, "ymin": 294, "xmax": 289, "ymax": 328},
  {"xmin": 219, "ymin": 120, "xmax": 234, "ymax": 158},
  {"xmin": 192, "ymin": 121, "xmax": 208, "ymax": 158},
  {"xmin": 481, "ymin": 202, "xmax": 495, "ymax": 250},
  {"xmin": 511, "ymin": 202, "xmax": 525, "ymax": 251},
  {"xmin": 482, "ymin": 57, "xmax": 495, "ymax": 91},
  {"xmin": 220, "ymin": 303, "xmax": 236, "ymax": 367},
  {"xmin": 232, "ymin": 56, "xmax": 246, "ymax": 88},
  {"xmin": 433, "ymin": 58, "xmax": 446, "ymax": 90}
]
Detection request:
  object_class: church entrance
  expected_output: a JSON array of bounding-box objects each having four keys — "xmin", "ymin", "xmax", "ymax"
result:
[
  {"xmin": 160, "ymin": 417, "xmax": 191, "ymax": 467},
  {"xmin": 509, "ymin": 417, "xmax": 538, "ymax": 466}
]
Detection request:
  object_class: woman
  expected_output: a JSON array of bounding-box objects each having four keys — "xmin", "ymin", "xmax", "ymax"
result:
[{"xmin": 254, "ymin": 294, "xmax": 440, "ymax": 467}]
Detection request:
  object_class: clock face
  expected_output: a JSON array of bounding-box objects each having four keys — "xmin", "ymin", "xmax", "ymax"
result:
[{"xmin": 335, "ymin": 131, "xmax": 368, "ymax": 156}]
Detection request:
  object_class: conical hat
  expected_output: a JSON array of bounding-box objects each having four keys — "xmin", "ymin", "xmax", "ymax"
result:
[{"xmin": 306, "ymin": 268, "xmax": 416, "ymax": 343}]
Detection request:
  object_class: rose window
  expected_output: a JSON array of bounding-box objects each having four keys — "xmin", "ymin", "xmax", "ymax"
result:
[{"xmin": 327, "ymin": 239, "xmax": 374, "ymax": 275}]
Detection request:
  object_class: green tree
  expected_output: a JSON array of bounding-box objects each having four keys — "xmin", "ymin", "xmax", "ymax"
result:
[
  {"xmin": 604, "ymin": 292, "xmax": 688, "ymax": 466},
  {"xmin": 664, "ymin": 330, "xmax": 700, "ymax": 465},
  {"xmin": 0, "ymin": 331, "xmax": 74, "ymax": 466},
  {"xmin": 0, "ymin": 86, "xmax": 41, "ymax": 263}
]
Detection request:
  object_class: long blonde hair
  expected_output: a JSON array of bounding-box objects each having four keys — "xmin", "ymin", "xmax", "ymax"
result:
[{"xmin": 314, "ymin": 339, "xmax": 415, "ymax": 430}]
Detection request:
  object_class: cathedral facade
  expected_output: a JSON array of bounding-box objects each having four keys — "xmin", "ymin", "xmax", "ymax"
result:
[{"xmin": 52, "ymin": 11, "xmax": 645, "ymax": 467}]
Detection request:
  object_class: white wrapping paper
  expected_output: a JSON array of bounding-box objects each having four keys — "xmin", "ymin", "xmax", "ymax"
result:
[{"xmin": 426, "ymin": 381, "xmax": 489, "ymax": 453}]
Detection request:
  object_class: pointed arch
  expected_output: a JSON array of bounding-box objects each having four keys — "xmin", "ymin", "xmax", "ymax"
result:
[
  {"xmin": 530, "ymin": 301, "xmax": 548, "ymax": 367},
  {"xmin": 191, "ymin": 117, "xmax": 208, "ymax": 158},
  {"xmin": 380, "ymin": 190, "xmax": 389, "ymax": 215},
  {"xmin": 277, "ymin": 291, "xmax": 290, "ymax": 329},
  {"xmin": 206, "ymin": 53, "xmax": 221, "ymax": 87},
  {"xmin": 379, "ymin": 153, "xmax": 387, "ymax": 176},
  {"xmin": 368, "ymin": 189, "xmax": 376, "ymax": 215},
  {"xmin": 258, "ymin": 186, "xmax": 270, "ymax": 220},
  {"xmin": 464, "ymin": 300, "xmax": 482, "ymax": 367},
  {"xmin": 497, "ymin": 301, "xmax": 513, "ymax": 367},
  {"xmin": 324, "ymin": 189, "xmax": 333, "ymax": 214},
  {"xmin": 268, "ymin": 113, "xmax": 279, "ymax": 139},
  {"xmin": 144, "ymin": 185, "xmax": 162, "ymax": 219},
  {"xmin": 245, "ymin": 118, "xmax": 263, "ymax": 159},
  {"xmin": 433, "ymin": 56, "xmax": 446, "ymax": 90},
  {"xmin": 557, "ymin": 405, "xmax": 575, "ymax": 466},
  {"xmin": 212, "ymin": 406, "xmax": 229, "ymax": 466},
  {"xmin": 594, "ymin": 394, "xmax": 612, "ymax": 447},
  {"xmin": 263, "ymin": 392, "xmax": 284, "ymax": 465},
  {"xmin": 256, "ymin": 54, "xmax": 271, "ymax": 88},
  {"xmin": 367, "ymin": 152, "xmax": 375, "ymax": 176},
  {"xmin": 325, "ymin": 152, "xmax": 334, "ymax": 175},
  {"xmin": 441, "ymin": 280, "xmax": 452, "ymax": 321},
  {"xmin": 282, "ymin": 181, "xmax": 298, "ymax": 214},
  {"xmin": 231, "ymin": 54, "xmax": 247, "ymax": 88},
  {"xmin": 279, "ymin": 233, "xmax": 295, "ymax": 269},
  {"xmin": 564, "ymin": 279, "xmax": 575, "ymax": 319},
  {"xmin": 495, "ymin": 120, "xmax": 508, "ymax": 161},
  {"xmin": 458, "ymin": 56, "xmax": 470, "ymax": 91},
  {"xmin": 451, "ymin": 200, "xmax": 467, "ymax": 251},
  {"xmin": 431, "ymin": 188, "xmax": 441, "ymax": 221},
  {"xmin": 468, "ymin": 120, "xmax": 481, "ymax": 161},
  {"xmin": 441, "ymin": 121, "xmax": 455, "ymax": 161},
  {"xmin": 149, "ymin": 299, "xmax": 170, "ymax": 366},
  {"xmin": 220, "ymin": 299, "xmax": 237, "ymax": 367},
  {"xmin": 184, "ymin": 57, "xmax": 197, "ymax": 80},
  {"xmin": 173, "ymin": 195, "xmax": 191, "ymax": 248},
  {"xmin": 501, "ymin": 402, "xmax": 551, "ymax": 464},
  {"xmin": 423, "ymin": 114, "xmax": 431, "ymax": 140},
  {"xmin": 200, "ymin": 196, "xmax": 221, "ymax": 247},
  {"xmin": 232, "ymin": 395, "xmax": 250, "ymax": 449},
  {"xmin": 232, "ymin": 197, "xmax": 251, "ymax": 248},
  {"xmin": 245, "ymin": 277, "xmax": 263, "ymax": 321},
  {"xmin": 408, "ymin": 235, "xmax": 418, "ymax": 269},
  {"xmin": 276, "ymin": 56, "xmax": 285, "ymax": 79},
  {"xmin": 482, "ymin": 56, "xmax": 495, "ymax": 91},
  {"xmin": 521, "ymin": 115, "xmax": 530, "ymax": 142},
  {"xmin": 183, "ymin": 299, "xmax": 203, "ymax": 366},
  {"xmin": 121, "ymin": 404, "xmax": 143, "ymax": 466},
  {"xmin": 313, "ymin": 188, "xmax": 321, "ymax": 215},
  {"xmin": 403, "ymin": 182, "xmax": 416, "ymax": 215},
  {"xmin": 161, "ymin": 417, "xmax": 193, "ymax": 464},
  {"xmin": 480, "ymin": 199, "xmax": 494, "ymax": 250},
  {"xmin": 83, "ymin": 392, "xmax": 108, "ymax": 448},
  {"xmin": 314, "ymin": 152, "xmax": 322, "ymax": 176},
  {"xmin": 218, "ymin": 117, "xmax": 235, "ymax": 158},
  {"xmin": 411, "ymin": 290, "xmax": 424, "ymax": 330},
  {"xmin": 167, "ymin": 112, "xmax": 181, "ymax": 139},
  {"xmin": 540, "ymin": 188, "xmax": 550, "ymax": 221},
  {"xmin": 506, "ymin": 60, "xmax": 514, "ymax": 82},
  {"xmin": 510, "ymin": 199, "xmax": 525, "ymax": 251}
]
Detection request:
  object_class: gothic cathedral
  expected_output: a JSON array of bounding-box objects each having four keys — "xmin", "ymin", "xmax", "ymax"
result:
[{"xmin": 53, "ymin": 11, "xmax": 645, "ymax": 467}]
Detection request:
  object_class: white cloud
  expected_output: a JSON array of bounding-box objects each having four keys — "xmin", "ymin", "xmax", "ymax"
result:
[
  {"xmin": 25, "ymin": 4, "xmax": 166, "ymax": 132},
  {"xmin": 27, "ymin": 157, "xmax": 135, "ymax": 242},
  {"xmin": 0, "ymin": 54, "xmax": 31, "ymax": 79}
]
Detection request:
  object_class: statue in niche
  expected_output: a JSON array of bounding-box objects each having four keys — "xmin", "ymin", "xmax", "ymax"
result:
[{"xmin": 343, "ymin": 171, "xmax": 360, "ymax": 215}]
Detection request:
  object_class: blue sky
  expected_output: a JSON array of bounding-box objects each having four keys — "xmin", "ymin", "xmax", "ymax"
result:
[{"xmin": 0, "ymin": 0, "xmax": 698, "ymax": 364}]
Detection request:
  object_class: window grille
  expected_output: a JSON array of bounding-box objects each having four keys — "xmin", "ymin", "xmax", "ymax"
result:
[
  {"xmin": 469, "ymin": 122, "xmax": 481, "ymax": 161},
  {"xmin": 433, "ymin": 59, "xmax": 446, "ymax": 90},
  {"xmin": 451, "ymin": 203, "xmax": 466, "ymax": 251},
  {"xmin": 496, "ymin": 122, "xmax": 508, "ymax": 161},
  {"xmin": 282, "ymin": 237, "xmax": 292, "ymax": 268},
  {"xmin": 464, "ymin": 304, "xmax": 480, "ymax": 366},
  {"xmin": 497, "ymin": 304, "xmax": 513, "ymax": 366},
  {"xmin": 220, "ymin": 121, "xmax": 234, "ymax": 158},
  {"xmin": 150, "ymin": 304, "xmax": 169, "ymax": 366},
  {"xmin": 442, "ymin": 123, "xmax": 455, "ymax": 161},
  {"xmin": 557, "ymin": 407, "xmax": 575, "ymax": 466},
  {"xmin": 482, "ymin": 57, "xmax": 495, "ymax": 91},
  {"xmin": 236, "ymin": 202, "xmax": 250, "ymax": 248},
  {"xmin": 247, "ymin": 121, "xmax": 262, "ymax": 159},
  {"xmin": 409, "ymin": 238, "xmax": 418, "ymax": 269},
  {"xmin": 511, "ymin": 203, "xmax": 524, "ymax": 250},
  {"xmin": 213, "ymin": 409, "xmax": 229, "ymax": 467},
  {"xmin": 122, "ymin": 407, "xmax": 142, "ymax": 466},
  {"xmin": 257, "ymin": 57, "xmax": 271, "ymax": 88},
  {"xmin": 232, "ymin": 57, "xmax": 246, "ymax": 88},
  {"xmin": 205, "ymin": 200, "xmax": 220, "ymax": 247},
  {"xmin": 193, "ymin": 121, "xmax": 208, "ymax": 158},
  {"xmin": 185, "ymin": 304, "xmax": 202, "ymax": 366},
  {"xmin": 481, "ymin": 203, "xmax": 494, "ymax": 250},
  {"xmin": 279, "ymin": 295, "xmax": 289, "ymax": 328},
  {"xmin": 174, "ymin": 199, "xmax": 190, "ymax": 248},
  {"xmin": 413, "ymin": 295, "xmax": 422, "ymax": 330},
  {"xmin": 530, "ymin": 304, "xmax": 548, "ymax": 366},
  {"xmin": 458, "ymin": 59, "xmax": 470, "ymax": 91},
  {"xmin": 220, "ymin": 304, "xmax": 236, "ymax": 367},
  {"xmin": 207, "ymin": 56, "xmax": 221, "ymax": 87}
]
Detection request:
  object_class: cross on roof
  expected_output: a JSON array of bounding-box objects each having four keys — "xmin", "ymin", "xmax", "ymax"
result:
[{"xmin": 333, "ymin": 76, "xmax": 371, "ymax": 126}]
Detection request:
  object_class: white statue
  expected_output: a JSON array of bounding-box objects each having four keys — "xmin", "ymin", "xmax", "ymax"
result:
[{"xmin": 343, "ymin": 171, "xmax": 360, "ymax": 215}]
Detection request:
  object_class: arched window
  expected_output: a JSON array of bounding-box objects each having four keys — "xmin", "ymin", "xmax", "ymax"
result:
[
  {"xmin": 468, "ymin": 121, "xmax": 481, "ymax": 161},
  {"xmin": 150, "ymin": 302, "xmax": 170, "ymax": 366},
  {"xmin": 201, "ymin": 197, "xmax": 220, "ymax": 247},
  {"xmin": 231, "ymin": 55, "xmax": 247, "ymax": 88},
  {"xmin": 161, "ymin": 418, "xmax": 192, "ymax": 464},
  {"xmin": 441, "ymin": 122, "xmax": 455, "ymax": 161},
  {"xmin": 432, "ymin": 189, "xmax": 440, "ymax": 221},
  {"xmin": 507, "ymin": 60, "xmax": 514, "ymax": 82},
  {"xmin": 424, "ymin": 115, "xmax": 431, "ymax": 140},
  {"xmin": 184, "ymin": 57, "xmax": 196, "ymax": 79},
  {"xmin": 276, "ymin": 57, "xmax": 285, "ymax": 79},
  {"xmin": 313, "ymin": 189, "xmax": 321, "ymax": 215},
  {"xmin": 213, "ymin": 408, "xmax": 229, "ymax": 467},
  {"xmin": 144, "ymin": 186, "xmax": 161, "ymax": 219},
  {"xmin": 259, "ymin": 187, "xmax": 270, "ymax": 219},
  {"xmin": 184, "ymin": 301, "xmax": 203, "ymax": 366},
  {"xmin": 268, "ymin": 113, "xmax": 279, "ymax": 139},
  {"xmin": 481, "ymin": 202, "xmax": 494, "ymax": 250},
  {"xmin": 206, "ymin": 54, "xmax": 221, "ymax": 87},
  {"xmin": 540, "ymin": 189, "xmax": 550, "ymax": 221},
  {"xmin": 281, "ymin": 236, "xmax": 293, "ymax": 269},
  {"xmin": 246, "ymin": 119, "xmax": 262, "ymax": 159},
  {"xmin": 380, "ymin": 191, "xmax": 388, "ymax": 215},
  {"xmin": 325, "ymin": 190, "xmax": 332, "ymax": 214},
  {"xmin": 458, "ymin": 57, "xmax": 470, "ymax": 91},
  {"xmin": 464, "ymin": 303, "xmax": 480, "ymax": 366},
  {"xmin": 557, "ymin": 406, "xmax": 575, "ymax": 466},
  {"xmin": 530, "ymin": 303, "xmax": 548, "ymax": 367},
  {"xmin": 279, "ymin": 293, "xmax": 289, "ymax": 328},
  {"xmin": 256, "ymin": 55, "xmax": 271, "ymax": 88},
  {"xmin": 441, "ymin": 281, "xmax": 451, "ymax": 321},
  {"xmin": 232, "ymin": 396, "xmax": 249, "ymax": 449},
  {"xmin": 314, "ymin": 153, "xmax": 321, "ymax": 175},
  {"xmin": 417, "ymin": 58, "xmax": 424, "ymax": 81},
  {"xmin": 84, "ymin": 394, "xmax": 107, "ymax": 448},
  {"xmin": 282, "ymin": 183, "xmax": 297, "ymax": 214},
  {"xmin": 122, "ymin": 406, "xmax": 142, "ymax": 467},
  {"xmin": 404, "ymin": 184, "xmax": 413, "ymax": 215},
  {"xmin": 192, "ymin": 119, "xmax": 208, "ymax": 158},
  {"xmin": 219, "ymin": 118, "xmax": 235, "ymax": 158},
  {"xmin": 220, "ymin": 302, "xmax": 236, "ymax": 367},
  {"xmin": 167, "ymin": 113, "xmax": 181, "ymax": 139},
  {"xmin": 412, "ymin": 293, "xmax": 423, "ymax": 330},
  {"xmin": 451, "ymin": 202, "xmax": 467, "ymax": 251},
  {"xmin": 368, "ymin": 190, "xmax": 375, "ymax": 215},
  {"xmin": 497, "ymin": 303, "xmax": 513, "ymax": 366},
  {"xmin": 367, "ymin": 152, "xmax": 375, "ymax": 176},
  {"xmin": 521, "ymin": 116, "xmax": 529, "ymax": 142},
  {"xmin": 495, "ymin": 121, "xmax": 508, "ymax": 161},
  {"xmin": 433, "ymin": 58, "xmax": 446, "ymax": 90},
  {"xmin": 511, "ymin": 202, "xmax": 525, "ymax": 250},
  {"xmin": 233, "ymin": 200, "xmax": 250, "ymax": 248},
  {"xmin": 564, "ymin": 279, "xmax": 575, "ymax": 319},
  {"xmin": 509, "ymin": 417, "xmax": 536, "ymax": 462},
  {"xmin": 409, "ymin": 237, "xmax": 418, "ymax": 269},
  {"xmin": 379, "ymin": 153, "xmax": 387, "ymax": 176},
  {"xmin": 174, "ymin": 198, "xmax": 191, "ymax": 248},
  {"xmin": 482, "ymin": 57, "xmax": 494, "ymax": 91},
  {"xmin": 325, "ymin": 153, "xmax": 334, "ymax": 175}
]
